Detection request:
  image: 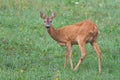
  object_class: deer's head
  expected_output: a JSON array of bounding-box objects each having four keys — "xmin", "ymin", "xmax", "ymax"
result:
[{"xmin": 40, "ymin": 11, "xmax": 56, "ymax": 29}]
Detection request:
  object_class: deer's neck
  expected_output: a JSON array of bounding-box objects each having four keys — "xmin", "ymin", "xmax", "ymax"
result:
[{"xmin": 47, "ymin": 26, "xmax": 59, "ymax": 41}]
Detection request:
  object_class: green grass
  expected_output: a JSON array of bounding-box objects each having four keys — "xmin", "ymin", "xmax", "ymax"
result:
[{"xmin": 0, "ymin": 0, "xmax": 120, "ymax": 80}]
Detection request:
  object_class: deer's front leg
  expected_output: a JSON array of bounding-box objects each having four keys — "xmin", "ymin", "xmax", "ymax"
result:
[
  {"xmin": 74, "ymin": 41, "xmax": 86, "ymax": 70},
  {"xmin": 64, "ymin": 43, "xmax": 73, "ymax": 69},
  {"xmin": 64, "ymin": 49, "xmax": 69, "ymax": 69}
]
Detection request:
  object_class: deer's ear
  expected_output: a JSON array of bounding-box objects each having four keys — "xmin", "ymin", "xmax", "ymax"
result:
[
  {"xmin": 50, "ymin": 12, "xmax": 56, "ymax": 19},
  {"xmin": 40, "ymin": 11, "xmax": 46, "ymax": 19}
]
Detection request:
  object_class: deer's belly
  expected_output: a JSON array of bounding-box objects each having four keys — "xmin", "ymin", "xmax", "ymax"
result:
[{"xmin": 58, "ymin": 42, "xmax": 66, "ymax": 46}]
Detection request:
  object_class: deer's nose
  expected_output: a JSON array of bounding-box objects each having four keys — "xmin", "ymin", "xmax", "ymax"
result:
[{"xmin": 45, "ymin": 24, "xmax": 50, "ymax": 28}]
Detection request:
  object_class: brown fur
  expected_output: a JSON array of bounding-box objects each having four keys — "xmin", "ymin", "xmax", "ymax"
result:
[
  {"xmin": 48, "ymin": 20, "xmax": 98, "ymax": 45},
  {"xmin": 40, "ymin": 12, "xmax": 101, "ymax": 73}
]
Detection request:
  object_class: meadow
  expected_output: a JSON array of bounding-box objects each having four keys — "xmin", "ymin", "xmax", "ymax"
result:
[{"xmin": 0, "ymin": 0, "xmax": 120, "ymax": 80}]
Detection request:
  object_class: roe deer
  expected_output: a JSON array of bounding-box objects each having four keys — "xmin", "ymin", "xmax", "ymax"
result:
[{"xmin": 40, "ymin": 11, "xmax": 101, "ymax": 73}]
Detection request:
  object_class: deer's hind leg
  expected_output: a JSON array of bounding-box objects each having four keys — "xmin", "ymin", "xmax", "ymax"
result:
[{"xmin": 91, "ymin": 41, "xmax": 101, "ymax": 73}]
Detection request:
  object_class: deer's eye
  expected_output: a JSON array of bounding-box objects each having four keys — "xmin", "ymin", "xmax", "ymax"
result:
[{"xmin": 44, "ymin": 21, "xmax": 46, "ymax": 23}]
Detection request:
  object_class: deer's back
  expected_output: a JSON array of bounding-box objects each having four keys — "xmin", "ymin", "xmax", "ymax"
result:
[{"xmin": 57, "ymin": 20, "xmax": 98, "ymax": 45}]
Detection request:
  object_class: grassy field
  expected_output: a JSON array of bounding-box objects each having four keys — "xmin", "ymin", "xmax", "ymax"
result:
[{"xmin": 0, "ymin": 0, "xmax": 120, "ymax": 80}]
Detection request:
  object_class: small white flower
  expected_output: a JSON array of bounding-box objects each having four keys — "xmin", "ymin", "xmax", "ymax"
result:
[
  {"xmin": 75, "ymin": 2, "xmax": 79, "ymax": 5},
  {"xmin": 99, "ymin": 3, "xmax": 103, "ymax": 7}
]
